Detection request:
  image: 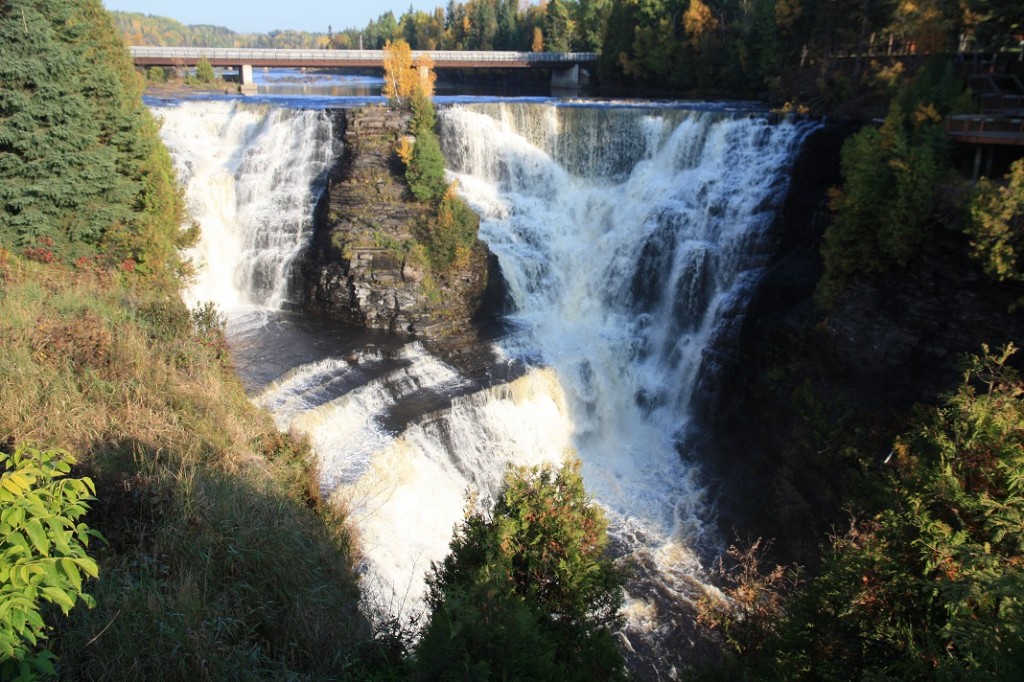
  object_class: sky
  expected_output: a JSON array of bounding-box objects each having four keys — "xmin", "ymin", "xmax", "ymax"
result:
[{"xmin": 101, "ymin": 0, "xmax": 446, "ymax": 34}]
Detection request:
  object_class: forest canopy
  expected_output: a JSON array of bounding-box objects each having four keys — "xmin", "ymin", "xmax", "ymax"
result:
[{"xmin": 115, "ymin": 0, "xmax": 1022, "ymax": 95}]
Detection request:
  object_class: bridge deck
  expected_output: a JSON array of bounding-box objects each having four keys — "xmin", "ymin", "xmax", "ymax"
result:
[{"xmin": 129, "ymin": 46, "xmax": 596, "ymax": 70}]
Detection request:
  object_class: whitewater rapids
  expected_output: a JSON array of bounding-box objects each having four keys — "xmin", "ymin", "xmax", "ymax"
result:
[{"xmin": 154, "ymin": 98, "xmax": 817, "ymax": 675}]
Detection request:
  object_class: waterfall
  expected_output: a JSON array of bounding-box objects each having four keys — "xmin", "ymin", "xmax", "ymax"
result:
[
  {"xmin": 154, "ymin": 100, "xmax": 338, "ymax": 310},
  {"xmin": 155, "ymin": 98, "xmax": 817, "ymax": 672},
  {"xmin": 439, "ymin": 103, "xmax": 816, "ymax": 547},
  {"xmin": 436, "ymin": 103, "xmax": 817, "ymax": 665},
  {"xmin": 255, "ymin": 353, "xmax": 575, "ymax": 617}
]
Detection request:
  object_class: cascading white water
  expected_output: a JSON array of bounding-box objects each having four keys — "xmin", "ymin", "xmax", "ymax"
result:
[
  {"xmin": 256, "ymin": 354, "xmax": 576, "ymax": 618},
  {"xmin": 154, "ymin": 100, "xmax": 338, "ymax": 310},
  {"xmin": 433, "ymin": 103, "xmax": 818, "ymax": 666},
  {"xmin": 156, "ymin": 97, "xmax": 816, "ymax": 673},
  {"xmin": 439, "ymin": 103, "xmax": 816, "ymax": 551}
]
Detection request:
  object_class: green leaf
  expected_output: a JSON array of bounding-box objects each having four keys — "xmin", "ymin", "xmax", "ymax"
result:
[
  {"xmin": 41, "ymin": 586, "xmax": 75, "ymax": 614},
  {"xmin": 51, "ymin": 530, "xmax": 72, "ymax": 556},
  {"xmin": 60, "ymin": 559, "xmax": 82, "ymax": 592},
  {"xmin": 40, "ymin": 560, "xmax": 62, "ymax": 588},
  {"xmin": 6, "ymin": 531, "xmax": 30, "ymax": 551},
  {"xmin": 76, "ymin": 556, "xmax": 99, "ymax": 579},
  {"xmin": 31, "ymin": 651, "xmax": 56, "ymax": 676},
  {"xmin": 23, "ymin": 519, "xmax": 50, "ymax": 556},
  {"xmin": 1, "ymin": 473, "xmax": 29, "ymax": 495}
]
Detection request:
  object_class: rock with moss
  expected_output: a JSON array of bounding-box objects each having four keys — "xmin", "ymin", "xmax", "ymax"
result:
[{"xmin": 297, "ymin": 106, "xmax": 497, "ymax": 339}]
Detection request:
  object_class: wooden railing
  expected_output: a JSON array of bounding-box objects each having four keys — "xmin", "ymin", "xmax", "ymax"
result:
[{"xmin": 946, "ymin": 115, "xmax": 1024, "ymax": 145}]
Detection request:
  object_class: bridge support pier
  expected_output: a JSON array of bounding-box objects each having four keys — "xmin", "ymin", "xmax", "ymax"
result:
[
  {"xmin": 550, "ymin": 64, "xmax": 580, "ymax": 90},
  {"xmin": 239, "ymin": 64, "xmax": 257, "ymax": 95}
]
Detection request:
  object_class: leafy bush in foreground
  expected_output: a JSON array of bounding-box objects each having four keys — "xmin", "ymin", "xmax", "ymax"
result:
[
  {"xmin": 416, "ymin": 462, "xmax": 626, "ymax": 681},
  {"xmin": 699, "ymin": 345, "xmax": 1024, "ymax": 680},
  {"xmin": 1, "ymin": 445, "xmax": 100, "ymax": 680}
]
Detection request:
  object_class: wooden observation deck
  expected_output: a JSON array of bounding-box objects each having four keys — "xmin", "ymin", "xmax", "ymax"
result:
[{"xmin": 946, "ymin": 71, "xmax": 1024, "ymax": 178}]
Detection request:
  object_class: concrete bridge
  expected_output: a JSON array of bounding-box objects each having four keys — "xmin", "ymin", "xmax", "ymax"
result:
[{"xmin": 129, "ymin": 46, "xmax": 596, "ymax": 93}]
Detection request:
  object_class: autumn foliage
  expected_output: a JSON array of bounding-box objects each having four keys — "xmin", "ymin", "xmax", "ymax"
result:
[
  {"xmin": 968, "ymin": 158, "xmax": 1024, "ymax": 297},
  {"xmin": 382, "ymin": 39, "xmax": 434, "ymax": 106}
]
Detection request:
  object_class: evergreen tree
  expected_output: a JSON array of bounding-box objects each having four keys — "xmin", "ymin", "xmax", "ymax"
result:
[
  {"xmin": 496, "ymin": 0, "xmax": 521, "ymax": 49},
  {"xmin": 574, "ymin": 0, "xmax": 611, "ymax": 52},
  {"xmin": 468, "ymin": 0, "xmax": 499, "ymax": 50},
  {"xmin": 0, "ymin": 0, "xmax": 186, "ymax": 280},
  {"xmin": 406, "ymin": 118, "xmax": 447, "ymax": 203},
  {"xmin": 544, "ymin": 0, "xmax": 573, "ymax": 52},
  {"xmin": 415, "ymin": 462, "xmax": 626, "ymax": 681},
  {"xmin": 773, "ymin": 346, "xmax": 1024, "ymax": 679}
]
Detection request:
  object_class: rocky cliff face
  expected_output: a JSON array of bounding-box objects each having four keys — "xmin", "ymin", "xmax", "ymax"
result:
[
  {"xmin": 702, "ymin": 123, "xmax": 1024, "ymax": 564},
  {"xmin": 296, "ymin": 106, "xmax": 499, "ymax": 340}
]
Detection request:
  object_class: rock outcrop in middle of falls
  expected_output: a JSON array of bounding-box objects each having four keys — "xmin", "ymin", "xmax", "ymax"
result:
[{"xmin": 295, "ymin": 106, "xmax": 503, "ymax": 340}]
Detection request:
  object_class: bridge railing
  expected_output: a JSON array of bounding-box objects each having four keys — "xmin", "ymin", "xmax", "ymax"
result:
[{"xmin": 128, "ymin": 46, "xmax": 597, "ymax": 65}]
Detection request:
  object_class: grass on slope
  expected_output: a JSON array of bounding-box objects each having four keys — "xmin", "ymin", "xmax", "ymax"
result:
[{"xmin": 0, "ymin": 250, "xmax": 399, "ymax": 679}]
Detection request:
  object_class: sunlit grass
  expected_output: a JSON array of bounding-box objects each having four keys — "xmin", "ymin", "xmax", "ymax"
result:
[{"xmin": 0, "ymin": 253, "xmax": 393, "ymax": 678}]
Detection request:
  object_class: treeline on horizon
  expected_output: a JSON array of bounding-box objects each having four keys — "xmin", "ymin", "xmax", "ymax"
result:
[{"xmin": 115, "ymin": 0, "xmax": 1020, "ymax": 92}]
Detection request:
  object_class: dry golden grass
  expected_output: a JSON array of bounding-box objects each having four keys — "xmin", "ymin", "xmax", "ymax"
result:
[
  {"xmin": 0, "ymin": 255, "xmax": 392, "ymax": 678},
  {"xmin": 1, "ymin": 257, "xmax": 264, "ymax": 468}
]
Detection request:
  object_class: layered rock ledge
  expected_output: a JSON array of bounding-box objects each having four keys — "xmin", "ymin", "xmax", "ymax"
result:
[{"xmin": 296, "ymin": 106, "xmax": 499, "ymax": 340}]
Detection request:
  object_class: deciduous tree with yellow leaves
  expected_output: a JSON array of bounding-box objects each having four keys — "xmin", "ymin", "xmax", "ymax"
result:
[{"xmin": 382, "ymin": 39, "xmax": 436, "ymax": 106}]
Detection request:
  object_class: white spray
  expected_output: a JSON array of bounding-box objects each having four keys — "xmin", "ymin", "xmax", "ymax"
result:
[
  {"xmin": 438, "ymin": 103, "xmax": 817, "ymax": 652},
  {"xmin": 156, "ymin": 99, "xmax": 816, "ymax": 664}
]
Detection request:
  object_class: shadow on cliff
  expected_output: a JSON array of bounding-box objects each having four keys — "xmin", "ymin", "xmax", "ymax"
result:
[{"xmin": 696, "ymin": 122, "xmax": 1024, "ymax": 567}]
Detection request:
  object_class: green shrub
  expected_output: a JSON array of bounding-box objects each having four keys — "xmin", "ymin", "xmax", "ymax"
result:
[
  {"xmin": 410, "ymin": 89, "xmax": 436, "ymax": 132},
  {"xmin": 193, "ymin": 57, "xmax": 216, "ymax": 84},
  {"xmin": 967, "ymin": 158, "xmax": 1024, "ymax": 299},
  {"xmin": 819, "ymin": 102, "xmax": 940, "ymax": 302},
  {"xmin": 817, "ymin": 64, "xmax": 968, "ymax": 303},
  {"xmin": 1, "ymin": 445, "xmax": 101, "ymax": 680},
  {"xmin": 402, "ymin": 95, "xmax": 480, "ymax": 273},
  {"xmin": 420, "ymin": 186, "xmax": 479, "ymax": 272},
  {"xmin": 781, "ymin": 345, "xmax": 1024, "ymax": 679},
  {"xmin": 145, "ymin": 66, "xmax": 168, "ymax": 83},
  {"xmin": 702, "ymin": 345, "xmax": 1024, "ymax": 680},
  {"xmin": 404, "ymin": 87, "xmax": 446, "ymax": 201},
  {"xmin": 415, "ymin": 461, "xmax": 627, "ymax": 681},
  {"xmin": 406, "ymin": 125, "xmax": 447, "ymax": 203}
]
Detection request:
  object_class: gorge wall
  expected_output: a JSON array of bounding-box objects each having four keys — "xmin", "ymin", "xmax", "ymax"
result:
[
  {"xmin": 705, "ymin": 122, "xmax": 1024, "ymax": 565},
  {"xmin": 296, "ymin": 107, "xmax": 496, "ymax": 340}
]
